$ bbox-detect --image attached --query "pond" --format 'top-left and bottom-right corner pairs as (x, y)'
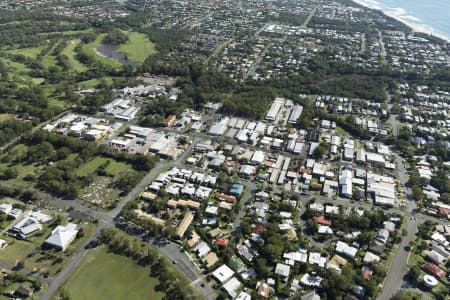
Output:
(96, 44), (139, 67)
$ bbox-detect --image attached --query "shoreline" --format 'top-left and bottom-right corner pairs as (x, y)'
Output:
(351, 0), (450, 43)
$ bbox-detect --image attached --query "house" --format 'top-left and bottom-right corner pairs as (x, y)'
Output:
(203, 252), (219, 269)
(44, 223), (78, 251)
(141, 192), (157, 201)
(222, 277), (241, 298)
(256, 281), (270, 298)
(300, 273), (322, 287)
(14, 285), (33, 298)
(186, 231), (200, 248)
(314, 215), (332, 226)
(363, 251), (380, 263)
(175, 212), (194, 238)
(163, 115), (176, 127)
(309, 252), (327, 268)
(275, 263), (290, 281)
(0, 203), (12, 215)
(11, 216), (42, 239)
(0, 239), (7, 250)
(301, 291), (321, 300)
(236, 291), (251, 300)
(212, 264), (235, 283)
(251, 150), (265, 164)
(335, 241), (358, 259)
(230, 183), (244, 196)
(383, 221), (396, 232)
(215, 238), (230, 247)
(216, 193), (236, 203)
(426, 250), (446, 265)
(376, 229), (389, 244)
(194, 241), (211, 258)
(431, 232), (449, 247)
(424, 262), (446, 278)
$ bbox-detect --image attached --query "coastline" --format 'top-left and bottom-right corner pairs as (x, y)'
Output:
(351, 0), (450, 43)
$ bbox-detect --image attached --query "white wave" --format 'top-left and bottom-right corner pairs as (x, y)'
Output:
(352, 0), (381, 10)
(352, 0), (450, 41)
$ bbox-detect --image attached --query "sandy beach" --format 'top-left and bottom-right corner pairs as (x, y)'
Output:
(351, 0), (450, 42)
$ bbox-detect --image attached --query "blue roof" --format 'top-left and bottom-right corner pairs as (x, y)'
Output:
(230, 183), (244, 195)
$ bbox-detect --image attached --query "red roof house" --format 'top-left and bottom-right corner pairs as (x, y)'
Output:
(424, 262), (446, 278)
(314, 215), (332, 226)
(216, 193), (237, 203)
(215, 238), (229, 247)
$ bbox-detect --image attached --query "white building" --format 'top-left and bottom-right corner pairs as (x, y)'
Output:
(212, 264), (235, 283)
(45, 223), (78, 251)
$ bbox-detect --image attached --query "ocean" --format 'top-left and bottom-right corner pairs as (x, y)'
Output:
(354, 0), (450, 41)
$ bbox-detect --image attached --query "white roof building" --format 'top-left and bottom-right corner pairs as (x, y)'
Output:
(212, 264), (235, 283)
(0, 203), (12, 215)
(300, 273), (323, 287)
(194, 241), (211, 257)
(222, 277), (241, 298)
(309, 252), (326, 268)
(45, 223), (78, 251)
(335, 241), (358, 259)
(275, 263), (291, 278)
(363, 251), (380, 263)
(11, 216), (42, 238)
(251, 150), (265, 164)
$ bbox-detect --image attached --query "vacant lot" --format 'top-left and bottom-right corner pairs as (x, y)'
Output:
(63, 246), (164, 300)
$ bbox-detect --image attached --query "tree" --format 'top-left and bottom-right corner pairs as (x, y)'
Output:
(391, 290), (421, 300)
(406, 266), (421, 286)
(2, 167), (18, 180)
(103, 29), (129, 45)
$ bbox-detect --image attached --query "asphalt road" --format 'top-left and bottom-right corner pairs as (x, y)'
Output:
(232, 180), (256, 231)
(149, 239), (217, 300)
(378, 152), (417, 300)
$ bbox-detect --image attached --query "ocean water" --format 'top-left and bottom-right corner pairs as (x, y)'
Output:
(356, 0), (450, 41)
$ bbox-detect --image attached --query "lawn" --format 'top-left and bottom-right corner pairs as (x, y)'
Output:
(62, 39), (88, 72)
(0, 237), (37, 265)
(117, 32), (157, 64)
(63, 246), (164, 300)
(24, 224), (96, 276)
(335, 126), (350, 137)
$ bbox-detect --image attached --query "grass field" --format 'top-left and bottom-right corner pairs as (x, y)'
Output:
(77, 76), (114, 89)
(62, 39), (87, 72)
(117, 32), (157, 64)
(0, 161), (38, 187)
(0, 114), (14, 122)
(0, 57), (30, 74)
(7, 45), (45, 59)
(63, 246), (164, 300)
(76, 157), (131, 177)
